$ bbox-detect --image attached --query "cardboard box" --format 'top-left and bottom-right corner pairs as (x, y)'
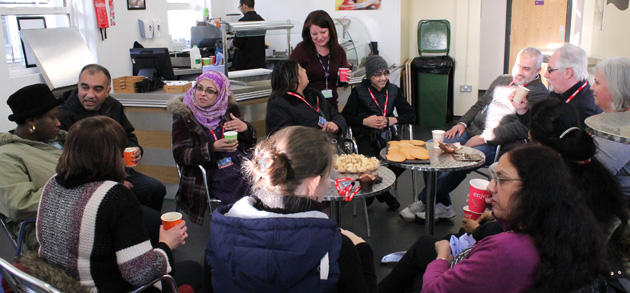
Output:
(113, 76), (146, 93)
(163, 81), (193, 93)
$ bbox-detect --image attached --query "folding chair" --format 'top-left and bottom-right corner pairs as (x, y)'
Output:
(0, 215), (36, 256)
(0, 257), (61, 293)
(176, 164), (221, 216)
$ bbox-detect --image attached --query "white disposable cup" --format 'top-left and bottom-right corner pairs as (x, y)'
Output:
(432, 130), (445, 149)
(513, 85), (530, 103)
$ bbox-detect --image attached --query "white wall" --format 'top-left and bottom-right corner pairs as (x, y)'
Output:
(478, 0), (506, 89)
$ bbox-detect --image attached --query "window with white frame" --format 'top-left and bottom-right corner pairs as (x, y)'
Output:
(167, 0), (202, 50)
(1, 0), (72, 69)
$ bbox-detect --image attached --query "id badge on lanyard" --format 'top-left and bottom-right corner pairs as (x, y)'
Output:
(322, 89), (333, 99)
(317, 53), (333, 99)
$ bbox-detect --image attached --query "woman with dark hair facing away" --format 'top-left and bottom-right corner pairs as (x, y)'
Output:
(591, 57), (630, 198)
(36, 116), (190, 292)
(529, 98), (628, 231)
(342, 55), (416, 210)
(206, 126), (376, 292)
(379, 145), (608, 292)
(290, 10), (352, 109)
(168, 70), (257, 225)
(266, 59), (347, 137)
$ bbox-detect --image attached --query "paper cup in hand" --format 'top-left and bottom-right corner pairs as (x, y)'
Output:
(432, 130), (445, 149)
(124, 147), (137, 167)
(224, 131), (238, 140)
(513, 85), (530, 103)
(161, 212), (182, 230)
(468, 179), (491, 213)
(463, 205), (482, 220)
(339, 68), (350, 82)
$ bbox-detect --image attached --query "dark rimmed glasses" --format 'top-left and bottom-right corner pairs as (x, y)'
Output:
(373, 70), (390, 77)
(195, 85), (218, 95)
(547, 66), (564, 73)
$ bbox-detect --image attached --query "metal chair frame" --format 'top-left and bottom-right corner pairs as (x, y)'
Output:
(0, 257), (62, 293)
(0, 216), (36, 256)
(130, 274), (178, 293)
(176, 164), (221, 216)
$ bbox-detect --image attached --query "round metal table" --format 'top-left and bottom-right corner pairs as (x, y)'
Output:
(379, 142), (485, 236)
(325, 165), (395, 237)
(585, 112), (630, 144)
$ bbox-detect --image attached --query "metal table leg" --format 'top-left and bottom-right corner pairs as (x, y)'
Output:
(330, 201), (342, 225)
(425, 171), (437, 236)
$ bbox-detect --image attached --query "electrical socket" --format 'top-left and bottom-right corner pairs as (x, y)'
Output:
(460, 85), (472, 92)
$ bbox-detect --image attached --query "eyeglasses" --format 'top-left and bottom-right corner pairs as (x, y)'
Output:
(489, 171), (521, 188)
(237, 5), (242, 9)
(547, 66), (564, 73)
(195, 85), (218, 95)
(373, 70), (390, 77)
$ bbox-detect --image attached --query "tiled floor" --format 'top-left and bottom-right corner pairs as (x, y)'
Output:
(0, 123), (489, 286)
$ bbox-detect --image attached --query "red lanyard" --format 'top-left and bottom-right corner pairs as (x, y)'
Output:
(334, 178), (361, 201)
(287, 91), (319, 113)
(208, 125), (225, 141)
(565, 81), (589, 104)
(368, 88), (388, 117)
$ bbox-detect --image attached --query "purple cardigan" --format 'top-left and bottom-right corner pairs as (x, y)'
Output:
(422, 231), (539, 292)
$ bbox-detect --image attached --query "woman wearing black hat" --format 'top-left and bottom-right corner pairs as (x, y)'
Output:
(0, 83), (64, 249)
(341, 55), (416, 210)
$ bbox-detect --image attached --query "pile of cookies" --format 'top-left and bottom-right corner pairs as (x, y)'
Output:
(334, 154), (380, 173)
(386, 140), (429, 162)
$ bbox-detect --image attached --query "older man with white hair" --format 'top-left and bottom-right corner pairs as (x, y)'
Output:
(543, 43), (602, 122)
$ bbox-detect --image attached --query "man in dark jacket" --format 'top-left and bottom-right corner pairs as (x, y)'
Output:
(230, 0), (265, 70)
(400, 47), (549, 222)
(58, 64), (166, 212)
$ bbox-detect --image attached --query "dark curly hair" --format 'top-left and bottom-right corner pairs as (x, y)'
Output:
(530, 98), (628, 230)
(506, 145), (608, 291)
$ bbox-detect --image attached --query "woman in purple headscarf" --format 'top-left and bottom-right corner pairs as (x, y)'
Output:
(167, 70), (257, 225)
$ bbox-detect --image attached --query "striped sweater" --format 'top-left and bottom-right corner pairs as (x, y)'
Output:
(36, 176), (173, 292)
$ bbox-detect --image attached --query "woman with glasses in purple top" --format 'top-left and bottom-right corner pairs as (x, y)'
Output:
(167, 70), (257, 225)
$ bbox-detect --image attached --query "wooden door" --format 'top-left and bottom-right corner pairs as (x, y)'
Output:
(507, 0), (569, 72)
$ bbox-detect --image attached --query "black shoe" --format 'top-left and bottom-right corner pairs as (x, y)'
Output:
(377, 193), (400, 210)
(365, 197), (375, 206)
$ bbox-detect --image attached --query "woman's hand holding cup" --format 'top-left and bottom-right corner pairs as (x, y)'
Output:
(159, 220), (188, 250)
(213, 138), (238, 152)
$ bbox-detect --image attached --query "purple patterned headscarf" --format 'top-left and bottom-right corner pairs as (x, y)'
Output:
(183, 70), (231, 129)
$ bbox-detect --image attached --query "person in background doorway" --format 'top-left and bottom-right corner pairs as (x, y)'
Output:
(291, 10), (352, 109)
(59, 64), (167, 213)
(230, 0), (266, 70)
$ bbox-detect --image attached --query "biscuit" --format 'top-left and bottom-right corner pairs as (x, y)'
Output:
(388, 141), (400, 146)
(399, 141), (414, 147)
(410, 140), (426, 146)
(411, 147), (430, 160)
(387, 153), (406, 162)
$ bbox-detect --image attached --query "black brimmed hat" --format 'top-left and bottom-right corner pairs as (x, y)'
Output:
(7, 84), (63, 122)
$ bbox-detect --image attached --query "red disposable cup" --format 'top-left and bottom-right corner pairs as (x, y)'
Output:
(161, 212), (182, 230)
(339, 68), (350, 82)
(463, 205), (482, 220)
(468, 179), (491, 213)
(124, 147), (137, 167)
(209, 56), (216, 65)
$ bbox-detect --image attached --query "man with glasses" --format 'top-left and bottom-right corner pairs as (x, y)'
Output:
(538, 43), (601, 123)
(231, 0), (265, 70)
(399, 47), (548, 222)
(58, 64), (166, 213)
